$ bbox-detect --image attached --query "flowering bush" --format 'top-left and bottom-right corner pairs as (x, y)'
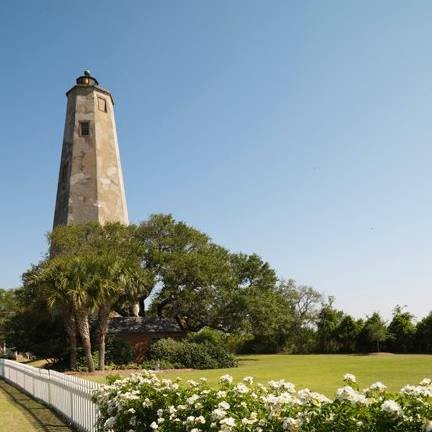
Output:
(93, 372), (432, 431)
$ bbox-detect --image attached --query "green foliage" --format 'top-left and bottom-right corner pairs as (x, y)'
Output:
(2, 292), (66, 360)
(358, 312), (389, 353)
(139, 214), (234, 331)
(0, 288), (19, 344)
(316, 301), (344, 353)
(105, 337), (135, 366)
(106, 374), (123, 384)
(146, 338), (237, 369)
(387, 306), (415, 353)
(416, 312), (432, 353)
(334, 315), (361, 353)
(186, 327), (226, 347)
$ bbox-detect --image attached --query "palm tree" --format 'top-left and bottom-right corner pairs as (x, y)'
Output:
(29, 256), (97, 372)
(91, 256), (153, 370)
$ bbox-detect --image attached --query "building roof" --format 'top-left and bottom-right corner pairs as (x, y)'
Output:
(108, 316), (184, 334)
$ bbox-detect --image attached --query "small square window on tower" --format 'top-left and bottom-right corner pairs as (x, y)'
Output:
(98, 97), (107, 112)
(80, 121), (90, 136)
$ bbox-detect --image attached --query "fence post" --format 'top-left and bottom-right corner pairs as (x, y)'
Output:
(70, 386), (74, 422)
(48, 370), (51, 406)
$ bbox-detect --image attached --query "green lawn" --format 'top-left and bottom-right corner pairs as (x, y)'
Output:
(81, 354), (432, 396)
(0, 379), (73, 432)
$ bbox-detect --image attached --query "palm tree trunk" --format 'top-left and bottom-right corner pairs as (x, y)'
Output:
(75, 307), (95, 372)
(64, 313), (77, 370)
(97, 304), (111, 371)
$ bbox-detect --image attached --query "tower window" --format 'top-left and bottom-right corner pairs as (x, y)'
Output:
(80, 121), (90, 136)
(98, 97), (107, 112)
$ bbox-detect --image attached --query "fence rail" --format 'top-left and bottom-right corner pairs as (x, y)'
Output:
(0, 359), (100, 432)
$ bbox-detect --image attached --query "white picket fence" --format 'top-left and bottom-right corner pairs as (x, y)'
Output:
(0, 359), (100, 431)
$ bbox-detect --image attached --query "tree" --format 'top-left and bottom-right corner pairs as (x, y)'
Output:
(359, 312), (388, 353)
(316, 299), (343, 353)
(91, 256), (153, 370)
(387, 305), (415, 353)
(334, 315), (360, 353)
(415, 312), (432, 353)
(28, 256), (97, 371)
(0, 288), (18, 347)
(276, 280), (323, 353)
(48, 223), (153, 370)
(138, 214), (234, 331)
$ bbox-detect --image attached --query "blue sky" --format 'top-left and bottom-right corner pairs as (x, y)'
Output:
(1, 1), (431, 320)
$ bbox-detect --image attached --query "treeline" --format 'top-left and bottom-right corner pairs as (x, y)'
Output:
(1, 214), (431, 371)
(313, 304), (432, 354)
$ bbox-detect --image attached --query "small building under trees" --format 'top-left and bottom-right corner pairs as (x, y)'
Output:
(108, 317), (186, 362)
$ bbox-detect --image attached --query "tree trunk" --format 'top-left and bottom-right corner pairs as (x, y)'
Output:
(97, 304), (111, 371)
(75, 307), (95, 372)
(64, 313), (78, 370)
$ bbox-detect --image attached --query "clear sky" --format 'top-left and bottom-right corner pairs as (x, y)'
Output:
(1, 1), (431, 321)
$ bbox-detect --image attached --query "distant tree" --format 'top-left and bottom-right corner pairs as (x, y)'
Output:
(416, 312), (432, 353)
(0, 288), (18, 345)
(334, 314), (361, 353)
(316, 299), (344, 353)
(276, 280), (323, 353)
(387, 305), (415, 353)
(358, 312), (388, 353)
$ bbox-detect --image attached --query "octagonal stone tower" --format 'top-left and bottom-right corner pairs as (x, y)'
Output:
(53, 71), (128, 227)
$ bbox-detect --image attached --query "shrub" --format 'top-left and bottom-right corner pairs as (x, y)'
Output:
(94, 373), (432, 432)
(145, 338), (237, 369)
(187, 327), (226, 347)
(105, 337), (135, 366)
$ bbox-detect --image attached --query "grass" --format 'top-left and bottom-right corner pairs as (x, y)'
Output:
(80, 354), (432, 396)
(0, 379), (73, 432)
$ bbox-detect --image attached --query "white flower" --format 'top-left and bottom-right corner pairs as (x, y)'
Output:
(336, 386), (368, 405)
(142, 398), (152, 408)
(420, 378), (431, 386)
(424, 420), (432, 431)
(187, 394), (200, 404)
(219, 375), (233, 384)
(220, 417), (236, 426)
(211, 408), (226, 419)
(235, 383), (250, 394)
(369, 382), (387, 392)
(283, 417), (299, 431)
(218, 401), (230, 410)
(196, 415), (206, 424)
(150, 422), (158, 430)
(243, 376), (254, 384)
(381, 400), (403, 417)
(343, 373), (357, 383)
(104, 417), (116, 429)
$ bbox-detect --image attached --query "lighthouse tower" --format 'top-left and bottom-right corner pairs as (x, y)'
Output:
(53, 71), (128, 227)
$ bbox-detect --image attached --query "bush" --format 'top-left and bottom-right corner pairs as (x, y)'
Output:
(94, 373), (432, 432)
(105, 337), (135, 366)
(145, 338), (237, 369)
(187, 327), (226, 347)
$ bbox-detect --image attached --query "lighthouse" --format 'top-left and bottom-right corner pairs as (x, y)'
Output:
(53, 71), (128, 227)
